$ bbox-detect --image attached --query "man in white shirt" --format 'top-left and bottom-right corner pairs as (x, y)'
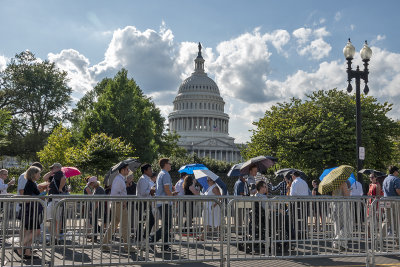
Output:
(102, 162), (132, 252)
(0, 169), (15, 194)
(350, 180), (364, 196)
(136, 163), (156, 242)
(289, 171), (310, 242)
(289, 171), (310, 196)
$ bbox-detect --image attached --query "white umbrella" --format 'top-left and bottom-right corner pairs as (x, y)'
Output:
(193, 169), (224, 193)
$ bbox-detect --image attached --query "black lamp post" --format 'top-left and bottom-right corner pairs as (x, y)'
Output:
(343, 39), (372, 184)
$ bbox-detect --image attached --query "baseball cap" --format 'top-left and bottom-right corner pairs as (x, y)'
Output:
(87, 176), (98, 185)
(50, 163), (62, 169)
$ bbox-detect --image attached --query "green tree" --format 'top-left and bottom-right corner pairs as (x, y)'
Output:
(37, 124), (75, 168)
(0, 109), (11, 148)
(243, 89), (400, 179)
(73, 69), (164, 162)
(0, 51), (72, 158)
(74, 133), (135, 176)
(158, 130), (187, 158)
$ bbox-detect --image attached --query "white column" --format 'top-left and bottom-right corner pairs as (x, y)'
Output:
(196, 117), (199, 131)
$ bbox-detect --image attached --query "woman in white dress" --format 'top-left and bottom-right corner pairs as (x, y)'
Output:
(197, 177), (221, 241)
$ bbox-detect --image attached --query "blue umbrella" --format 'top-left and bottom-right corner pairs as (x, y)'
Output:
(178, 163), (208, 174)
(227, 163), (244, 177)
(319, 167), (356, 185)
(193, 169), (228, 195)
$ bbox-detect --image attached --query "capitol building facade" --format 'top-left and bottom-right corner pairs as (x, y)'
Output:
(168, 43), (242, 162)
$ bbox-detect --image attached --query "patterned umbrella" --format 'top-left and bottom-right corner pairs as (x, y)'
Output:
(318, 165), (354, 195)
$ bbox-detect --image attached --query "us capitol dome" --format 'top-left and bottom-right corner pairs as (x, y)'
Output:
(168, 43), (242, 162)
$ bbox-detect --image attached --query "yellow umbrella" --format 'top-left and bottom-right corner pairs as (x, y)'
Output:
(318, 165), (354, 195)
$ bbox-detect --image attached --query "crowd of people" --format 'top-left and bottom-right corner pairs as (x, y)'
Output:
(0, 160), (400, 257)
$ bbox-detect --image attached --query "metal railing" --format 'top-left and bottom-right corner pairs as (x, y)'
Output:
(369, 198), (400, 266)
(1, 195), (399, 266)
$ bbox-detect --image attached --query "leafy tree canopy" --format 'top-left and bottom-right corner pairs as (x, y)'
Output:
(37, 124), (75, 168)
(0, 109), (11, 148)
(0, 51), (72, 158)
(73, 133), (135, 176)
(71, 69), (174, 162)
(243, 89), (400, 179)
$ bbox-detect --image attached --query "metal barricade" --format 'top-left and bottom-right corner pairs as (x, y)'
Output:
(226, 197), (370, 266)
(3, 195), (396, 266)
(369, 198), (400, 266)
(48, 196), (224, 267)
(0, 197), (47, 266)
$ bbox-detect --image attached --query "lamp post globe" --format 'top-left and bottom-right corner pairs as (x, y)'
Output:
(343, 38), (356, 59)
(360, 41), (372, 61)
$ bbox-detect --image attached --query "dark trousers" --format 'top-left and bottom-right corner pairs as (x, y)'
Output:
(150, 204), (172, 248)
(137, 203), (155, 241)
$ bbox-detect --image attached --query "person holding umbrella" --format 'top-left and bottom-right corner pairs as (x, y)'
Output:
(319, 165), (353, 250)
(101, 162), (133, 252)
(197, 176), (222, 241)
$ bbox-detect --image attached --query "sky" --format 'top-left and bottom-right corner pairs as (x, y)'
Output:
(1, 0), (400, 143)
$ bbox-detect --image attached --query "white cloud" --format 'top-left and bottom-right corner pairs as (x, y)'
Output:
(293, 27), (313, 45)
(334, 12), (342, 22)
(293, 27), (332, 60)
(48, 49), (96, 100)
(298, 38), (332, 60)
(377, 34), (386, 41)
(0, 55), (7, 71)
(350, 24), (355, 31)
(319, 18), (326, 24)
(92, 25), (181, 96)
(263, 29), (290, 56)
(210, 29), (275, 103)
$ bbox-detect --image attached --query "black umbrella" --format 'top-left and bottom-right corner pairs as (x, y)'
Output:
(275, 168), (307, 179)
(227, 163), (244, 177)
(104, 158), (141, 186)
(240, 156), (277, 175)
(359, 169), (386, 177)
